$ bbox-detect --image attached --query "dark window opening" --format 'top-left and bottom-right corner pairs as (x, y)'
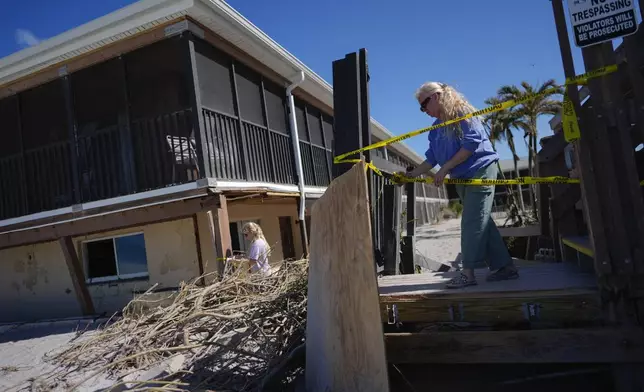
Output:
(294, 101), (308, 142)
(0, 96), (21, 158)
(124, 38), (189, 120)
(194, 38), (235, 116)
(84, 233), (149, 283)
(278, 216), (296, 259)
(20, 79), (69, 150)
(264, 81), (288, 134)
(234, 62), (265, 126)
(306, 106), (324, 146)
(71, 58), (126, 135)
(322, 114), (333, 149)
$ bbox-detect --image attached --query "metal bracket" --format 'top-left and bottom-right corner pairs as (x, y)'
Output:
(522, 302), (542, 321)
(386, 304), (399, 325)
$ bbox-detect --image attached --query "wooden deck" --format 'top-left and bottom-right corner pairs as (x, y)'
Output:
(379, 261), (597, 297)
(377, 262), (644, 365)
(378, 261), (601, 326)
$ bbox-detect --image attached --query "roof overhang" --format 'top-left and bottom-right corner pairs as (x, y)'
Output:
(0, 0), (423, 164)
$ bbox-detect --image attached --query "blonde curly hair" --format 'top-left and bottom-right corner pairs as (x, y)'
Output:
(415, 82), (478, 138)
(242, 222), (266, 242)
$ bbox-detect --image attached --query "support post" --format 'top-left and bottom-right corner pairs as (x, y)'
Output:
(401, 182), (416, 274)
(206, 194), (232, 278)
(331, 49), (380, 267)
(181, 32), (210, 179)
(192, 214), (206, 286)
(382, 184), (401, 275)
(62, 74), (81, 205)
(331, 52), (363, 178)
(59, 236), (95, 316)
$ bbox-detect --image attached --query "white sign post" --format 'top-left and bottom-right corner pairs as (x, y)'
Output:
(568, 0), (640, 47)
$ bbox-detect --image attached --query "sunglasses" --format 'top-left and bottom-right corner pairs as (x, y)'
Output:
(419, 96), (432, 112)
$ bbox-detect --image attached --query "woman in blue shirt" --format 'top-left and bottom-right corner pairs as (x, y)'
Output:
(405, 81), (518, 288)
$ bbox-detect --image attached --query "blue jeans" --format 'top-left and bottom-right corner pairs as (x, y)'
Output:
(455, 162), (512, 271)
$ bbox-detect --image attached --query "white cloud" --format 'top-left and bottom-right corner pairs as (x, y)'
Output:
(15, 29), (41, 48)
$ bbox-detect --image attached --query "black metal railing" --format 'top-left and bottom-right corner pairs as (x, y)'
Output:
(130, 110), (196, 193)
(0, 105), (334, 221)
(23, 141), (76, 215)
(299, 141), (332, 188)
(0, 109), (197, 221)
(202, 107), (298, 185)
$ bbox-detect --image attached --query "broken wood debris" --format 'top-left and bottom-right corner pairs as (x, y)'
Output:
(40, 259), (309, 391)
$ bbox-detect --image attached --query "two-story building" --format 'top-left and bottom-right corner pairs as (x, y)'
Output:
(0, 0), (447, 322)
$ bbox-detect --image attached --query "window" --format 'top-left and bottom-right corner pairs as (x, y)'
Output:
(83, 232), (149, 283)
(294, 102), (308, 142)
(264, 81), (288, 134)
(234, 63), (265, 126)
(194, 39), (235, 116)
(0, 95), (21, 158)
(306, 106), (324, 146)
(124, 38), (189, 119)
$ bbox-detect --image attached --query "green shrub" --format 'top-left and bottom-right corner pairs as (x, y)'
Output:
(448, 200), (464, 217)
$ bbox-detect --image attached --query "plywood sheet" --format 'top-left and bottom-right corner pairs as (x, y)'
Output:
(306, 160), (389, 392)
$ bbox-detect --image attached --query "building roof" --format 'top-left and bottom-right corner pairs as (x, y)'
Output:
(0, 0), (424, 164)
(497, 157), (530, 173)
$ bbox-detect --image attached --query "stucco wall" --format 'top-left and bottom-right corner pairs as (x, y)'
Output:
(227, 199), (304, 262)
(0, 218), (200, 323)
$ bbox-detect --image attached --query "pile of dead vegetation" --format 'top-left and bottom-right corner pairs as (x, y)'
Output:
(45, 259), (309, 392)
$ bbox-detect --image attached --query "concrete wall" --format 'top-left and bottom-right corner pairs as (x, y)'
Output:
(0, 218), (200, 323)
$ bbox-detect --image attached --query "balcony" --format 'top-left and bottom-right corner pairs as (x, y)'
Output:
(0, 32), (418, 226)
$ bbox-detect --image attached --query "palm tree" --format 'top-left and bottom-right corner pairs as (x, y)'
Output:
(495, 80), (563, 216)
(483, 97), (526, 213)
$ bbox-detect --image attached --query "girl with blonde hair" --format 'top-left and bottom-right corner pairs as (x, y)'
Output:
(404, 81), (518, 288)
(241, 222), (271, 275)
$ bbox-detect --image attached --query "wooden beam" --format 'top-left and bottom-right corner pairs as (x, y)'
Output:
(0, 195), (219, 250)
(0, 187), (210, 234)
(59, 236), (95, 316)
(551, 0), (612, 276)
(380, 291), (601, 326)
(581, 43), (644, 276)
(206, 194), (232, 277)
(0, 19), (183, 99)
(306, 160), (389, 392)
(192, 214), (206, 286)
(385, 328), (644, 364)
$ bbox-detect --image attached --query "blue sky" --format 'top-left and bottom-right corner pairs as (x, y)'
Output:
(0, 0), (604, 162)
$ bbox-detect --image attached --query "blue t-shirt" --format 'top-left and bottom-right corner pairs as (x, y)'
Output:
(424, 116), (498, 179)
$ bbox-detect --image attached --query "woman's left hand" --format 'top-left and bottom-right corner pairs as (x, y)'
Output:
(434, 167), (449, 186)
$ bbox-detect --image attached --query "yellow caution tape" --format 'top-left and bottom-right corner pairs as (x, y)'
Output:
(334, 64), (618, 186)
(562, 94), (581, 142)
(388, 173), (644, 186)
(334, 65), (616, 165)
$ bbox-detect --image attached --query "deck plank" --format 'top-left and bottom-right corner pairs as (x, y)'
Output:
(378, 262), (597, 298)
